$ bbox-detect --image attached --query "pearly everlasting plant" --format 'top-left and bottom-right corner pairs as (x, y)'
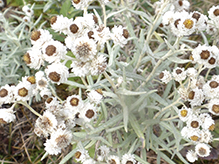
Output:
(3, 0), (219, 164)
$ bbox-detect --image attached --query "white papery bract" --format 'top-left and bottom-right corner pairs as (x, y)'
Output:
(90, 54), (107, 75)
(107, 155), (121, 164)
(79, 102), (97, 123)
(22, 5), (34, 17)
(208, 98), (219, 115)
(178, 107), (192, 122)
(0, 84), (15, 105)
(186, 150), (198, 163)
(75, 148), (90, 163)
(45, 62), (69, 84)
(30, 29), (52, 48)
(170, 11), (196, 37)
(162, 10), (175, 27)
(186, 67), (197, 78)
(203, 78), (219, 99)
(191, 11), (208, 32)
(87, 90), (103, 104)
(97, 145), (110, 161)
(187, 87), (204, 107)
(93, 25), (111, 49)
(159, 70), (172, 84)
(14, 81), (33, 101)
(83, 158), (96, 164)
(35, 71), (48, 90)
(200, 129), (213, 143)
(83, 13), (98, 29)
(0, 107), (16, 124)
(206, 20), (217, 35)
(172, 0), (190, 12)
(24, 48), (44, 69)
(208, 5), (219, 23)
(195, 143), (211, 157)
(42, 40), (67, 63)
(121, 153), (136, 164)
(71, 60), (91, 77)
(72, 36), (97, 62)
(111, 25), (129, 47)
(50, 15), (72, 35)
(44, 138), (61, 155)
(172, 67), (187, 82)
(71, 0), (91, 10)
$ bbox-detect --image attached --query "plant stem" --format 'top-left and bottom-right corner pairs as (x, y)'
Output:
(17, 101), (42, 118)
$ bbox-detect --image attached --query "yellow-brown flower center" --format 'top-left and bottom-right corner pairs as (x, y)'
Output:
(208, 57), (216, 65)
(188, 91), (195, 100)
(70, 97), (79, 106)
(48, 72), (61, 82)
(192, 13), (200, 21)
(70, 24), (79, 34)
(123, 29), (129, 39)
(213, 9), (219, 16)
(190, 135), (199, 141)
(180, 109), (188, 117)
(31, 31), (41, 41)
(85, 109), (95, 118)
(209, 124), (215, 131)
(212, 104), (219, 114)
(109, 159), (116, 164)
(198, 148), (207, 156)
(23, 53), (31, 64)
(46, 45), (56, 56)
(0, 88), (8, 97)
(46, 97), (53, 104)
(183, 19), (194, 29)
(209, 81), (218, 88)
(18, 87), (28, 97)
(200, 50), (210, 59)
(50, 16), (57, 25)
(191, 120), (199, 128)
(176, 69), (182, 74)
(27, 76), (36, 84)
(75, 151), (81, 159)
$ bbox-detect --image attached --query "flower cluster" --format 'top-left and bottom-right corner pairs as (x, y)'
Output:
(159, 66), (219, 162)
(159, 0), (210, 37)
(49, 12), (128, 77)
(22, 4), (34, 23)
(74, 145), (140, 164)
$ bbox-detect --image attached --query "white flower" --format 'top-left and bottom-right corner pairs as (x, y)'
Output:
(23, 48), (44, 69)
(173, 0), (190, 12)
(83, 158), (96, 164)
(203, 78), (219, 99)
(178, 87), (188, 100)
(83, 13), (98, 29)
(201, 115), (215, 130)
(45, 62), (69, 85)
(206, 20), (217, 35)
(30, 29), (52, 48)
(50, 15), (72, 35)
(186, 115), (202, 130)
(208, 98), (219, 115)
(111, 25), (129, 47)
(172, 67), (187, 82)
(0, 107), (16, 124)
(0, 84), (15, 105)
(71, 60), (91, 77)
(191, 11), (208, 32)
(90, 54), (107, 75)
(42, 40), (67, 63)
(178, 107), (192, 122)
(107, 155), (121, 164)
(79, 102), (97, 123)
(14, 81), (33, 101)
(0, 0), (5, 7)
(187, 87), (204, 107)
(65, 95), (84, 112)
(71, 0), (91, 10)
(121, 153), (136, 164)
(188, 129), (201, 142)
(181, 126), (191, 139)
(34, 110), (57, 137)
(170, 11), (196, 37)
(74, 148), (90, 162)
(35, 71), (48, 90)
(97, 145), (110, 161)
(162, 10), (175, 27)
(66, 17), (84, 38)
(93, 25), (111, 48)
(208, 5), (219, 22)
(159, 70), (172, 84)
(98, 0), (110, 5)
(87, 90), (103, 104)
(72, 37), (97, 62)
(22, 5), (34, 17)
(23, 16), (31, 23)
(195, 143), (211, 157)
(186, 150), (197, 163)
(200, 129), (213, 143)
(186, 67), (197, 78)
(44, 138), (61, 155)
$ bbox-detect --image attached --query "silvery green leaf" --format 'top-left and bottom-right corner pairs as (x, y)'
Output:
(117, 88), (147, 95)
(168, 56), (191, 64)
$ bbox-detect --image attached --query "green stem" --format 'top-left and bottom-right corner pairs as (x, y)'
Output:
(17, 101), (42, 118)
